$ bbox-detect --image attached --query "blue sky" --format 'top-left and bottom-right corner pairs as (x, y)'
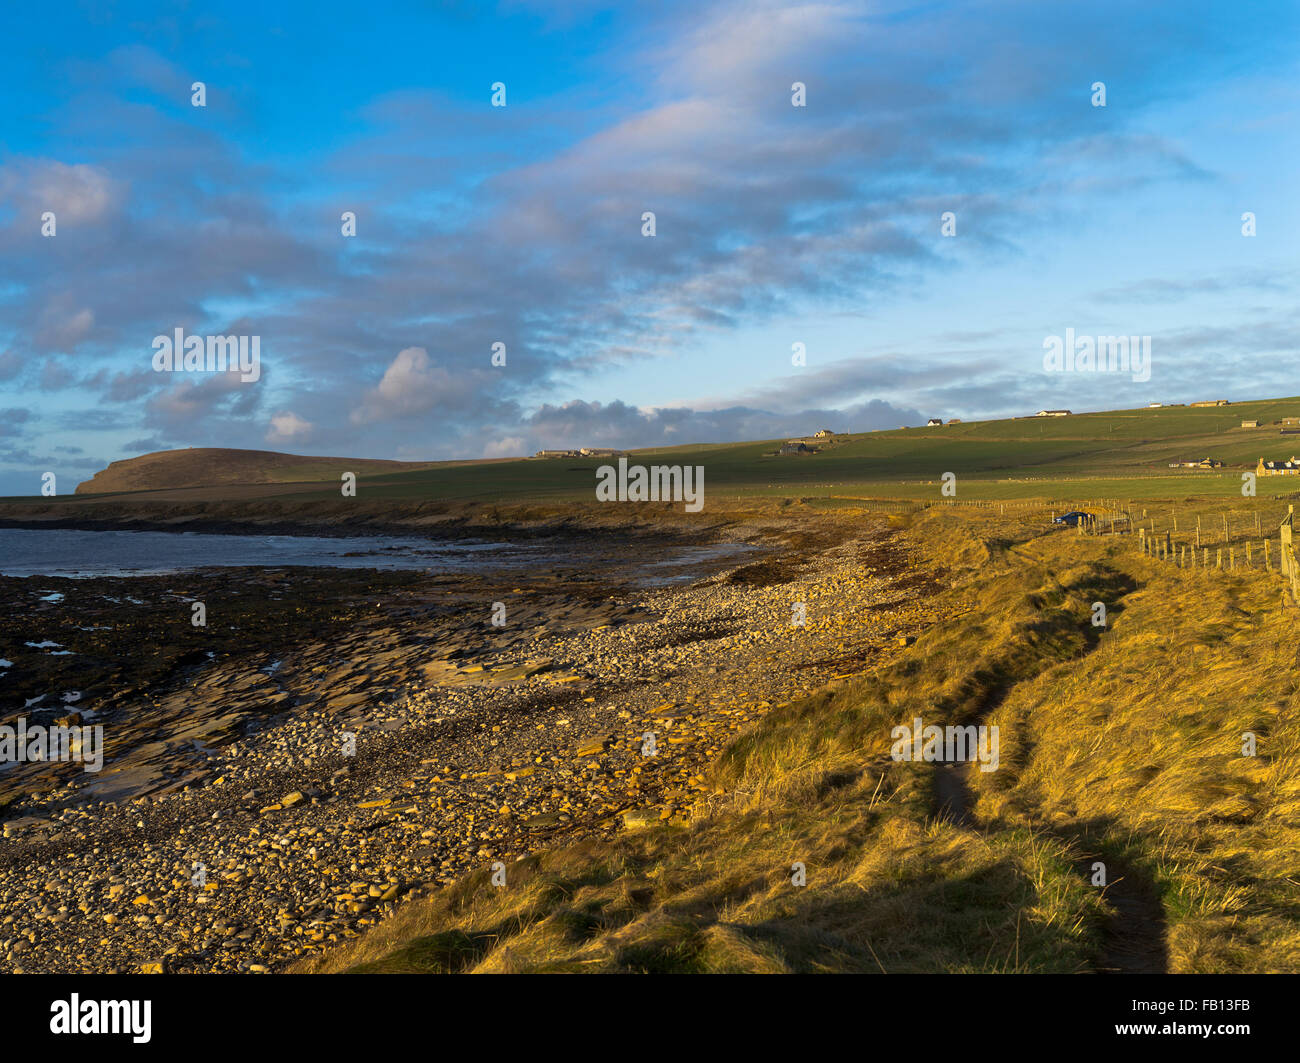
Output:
(1, 0), (1296, 494)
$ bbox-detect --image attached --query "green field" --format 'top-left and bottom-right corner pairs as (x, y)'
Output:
(11, 396), (1300, 507)
(308, 396), (1300, 504)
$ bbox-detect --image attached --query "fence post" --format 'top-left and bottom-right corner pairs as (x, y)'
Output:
(1280, 510), (1297, 606)
(1282, 508), (1294, 581)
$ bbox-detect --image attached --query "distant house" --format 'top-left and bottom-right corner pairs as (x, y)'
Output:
(813, 429), (836, 438)
(1036, 409), (1072, 417)
(534, 449), (578, 458)
(1147, 402), (1164, 408)
(1169, 458), (1223, 469)
(1190, 399), (1230, 408)
(780, 441), (809, 455)
(1282, 417), (1300, 428)
(1258, 457), (1300, 476)
(927, 418), (944, 427)
(947, 418), (962, 424)
(579, 448), (624, 457)
(1241, 420), (1262, 429)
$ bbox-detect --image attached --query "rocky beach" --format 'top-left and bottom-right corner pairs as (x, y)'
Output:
(0, 512), (934, 972)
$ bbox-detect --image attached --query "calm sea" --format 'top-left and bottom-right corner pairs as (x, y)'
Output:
(0, 527), (760, 584)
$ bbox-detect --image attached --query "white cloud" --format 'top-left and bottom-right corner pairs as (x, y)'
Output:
(483, 436), (527, 458)
(266, 410), (314, 443)
(350, 346), (466, 425)
(0, 160), (117, 225)
(145, 371), (257, 429)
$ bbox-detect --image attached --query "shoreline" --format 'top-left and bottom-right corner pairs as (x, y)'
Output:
(0, 509), (934, 972)
(0, 529), (765, 582)
(0, 497), (758, 544)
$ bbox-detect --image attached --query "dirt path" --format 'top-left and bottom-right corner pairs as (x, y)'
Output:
(928, 535), (1168, 973)
(1068, 841), (1170, 974)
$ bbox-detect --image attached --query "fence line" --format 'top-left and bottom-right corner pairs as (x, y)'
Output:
(1136, 504), (1300, 604)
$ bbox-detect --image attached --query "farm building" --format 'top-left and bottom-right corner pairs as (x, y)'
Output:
(1282, 417), (1300, 428)
(1242, 420), (1262, 428)
(927, 418), (943, 427)
(947, 418), (962, 424)
(814, 429), (836, 438)
(1169, 457), (1224, 469)
(1258, 457), (1300, 476)
(1035, 409), (1072, 417)
(1190, 399), (1231, 407)
(780, 441), (810, 455)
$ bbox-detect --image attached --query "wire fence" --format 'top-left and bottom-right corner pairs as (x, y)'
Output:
(1136, 504), (1300, 603)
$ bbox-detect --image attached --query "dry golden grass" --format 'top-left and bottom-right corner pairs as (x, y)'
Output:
(295, 779), (1105, 974)
(971, 529), (1300, 972)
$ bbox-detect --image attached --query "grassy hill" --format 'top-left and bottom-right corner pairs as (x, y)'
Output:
(54, 395), (1300, 506)
(72, 448), (510, 496)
